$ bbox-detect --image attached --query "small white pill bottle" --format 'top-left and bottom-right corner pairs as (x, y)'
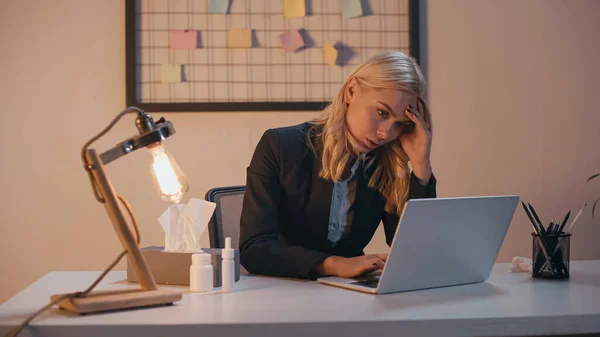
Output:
(190, 253), (213, 292)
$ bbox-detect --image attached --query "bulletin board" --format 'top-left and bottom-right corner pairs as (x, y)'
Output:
(125, 0), (421, 112)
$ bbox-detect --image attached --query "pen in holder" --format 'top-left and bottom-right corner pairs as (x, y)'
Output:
(521, 201), (575, 280)
(531, 232), (570, 279)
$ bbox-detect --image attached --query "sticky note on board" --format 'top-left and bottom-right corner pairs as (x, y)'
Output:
(341, 0), (363, 18)
(209, 0), (229, 14)
(227, 29), (252, 48)
(161, 64), (182, 83)
(283, 0), (305, 18)
(170, 30), (198, 49)
(279, 29), (304, 53)
(323, 42), (337, 66)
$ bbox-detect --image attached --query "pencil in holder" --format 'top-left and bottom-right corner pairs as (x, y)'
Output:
(531, 232), (571, 279)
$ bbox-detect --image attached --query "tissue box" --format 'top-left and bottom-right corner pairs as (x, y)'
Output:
(126, 246), (240, 287)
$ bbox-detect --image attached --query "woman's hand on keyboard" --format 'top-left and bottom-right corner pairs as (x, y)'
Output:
(321, 254), (387, 278)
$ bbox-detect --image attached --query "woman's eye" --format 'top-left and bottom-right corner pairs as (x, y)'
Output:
(377, 110), (388, 117)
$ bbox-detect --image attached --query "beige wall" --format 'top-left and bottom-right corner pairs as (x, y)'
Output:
(1, 0), (599, 303)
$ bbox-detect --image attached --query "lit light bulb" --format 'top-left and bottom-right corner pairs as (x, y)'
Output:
(149, 143), (188, 203)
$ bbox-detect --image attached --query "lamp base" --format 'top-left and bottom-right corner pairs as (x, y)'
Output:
(51, 288), (182, 314)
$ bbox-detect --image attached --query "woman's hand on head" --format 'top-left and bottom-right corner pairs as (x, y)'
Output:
(320, 254), (387, 278)
(400, 102), (432, 167)
(400, 101), (433, 184)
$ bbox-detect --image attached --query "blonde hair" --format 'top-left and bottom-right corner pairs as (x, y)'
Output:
(309, 51), (432, 214)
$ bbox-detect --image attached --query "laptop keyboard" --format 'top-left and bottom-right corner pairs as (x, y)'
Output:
(350, 279), (380, 288)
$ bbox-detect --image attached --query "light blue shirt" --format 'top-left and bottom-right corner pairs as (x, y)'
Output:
(327, 154), (375, 246)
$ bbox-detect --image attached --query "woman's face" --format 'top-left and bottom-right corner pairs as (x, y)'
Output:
(344, 78), (417, 153)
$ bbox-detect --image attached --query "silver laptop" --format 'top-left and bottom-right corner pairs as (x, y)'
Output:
(317, 195), (519, 294)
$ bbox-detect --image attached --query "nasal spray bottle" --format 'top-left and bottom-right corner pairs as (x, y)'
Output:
(222, 237), (235, 292)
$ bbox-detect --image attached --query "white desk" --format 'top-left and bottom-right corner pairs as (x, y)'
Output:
(1, 261), (600, 337)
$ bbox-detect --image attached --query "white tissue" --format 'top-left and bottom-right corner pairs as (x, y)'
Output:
(509, 256), (532, 273)
(157, 198), (216, 253)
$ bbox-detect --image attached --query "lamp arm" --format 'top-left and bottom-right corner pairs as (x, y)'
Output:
(80, 106), (159, 291)
(85, 148), (158, 291)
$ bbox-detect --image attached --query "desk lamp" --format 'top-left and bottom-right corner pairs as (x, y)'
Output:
(51, 106), (187, 314)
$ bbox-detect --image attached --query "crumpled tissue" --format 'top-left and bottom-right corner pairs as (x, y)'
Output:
(157, 198), (216, 253)
(508, 256), (532, 273)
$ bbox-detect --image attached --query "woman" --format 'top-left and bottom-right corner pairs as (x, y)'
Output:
(239, 51), (436, 280)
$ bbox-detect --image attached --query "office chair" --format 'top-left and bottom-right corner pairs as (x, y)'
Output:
(205, 185), (245, 249)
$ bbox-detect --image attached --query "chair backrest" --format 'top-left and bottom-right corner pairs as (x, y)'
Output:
(205, 185), (245, 249)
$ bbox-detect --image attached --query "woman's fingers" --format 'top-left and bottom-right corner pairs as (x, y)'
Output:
(375, 253), (388, 262)
(367, 256), (385, 270)
(404, 105), (428, 133)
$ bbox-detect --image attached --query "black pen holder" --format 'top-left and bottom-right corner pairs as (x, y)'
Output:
(531, 233), (571, 279)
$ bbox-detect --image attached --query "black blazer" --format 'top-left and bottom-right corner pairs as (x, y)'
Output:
(239, 122), (437, 279)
